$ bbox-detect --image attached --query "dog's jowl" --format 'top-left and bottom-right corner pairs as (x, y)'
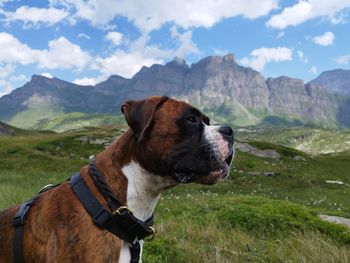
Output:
(0, 96), (234, 263)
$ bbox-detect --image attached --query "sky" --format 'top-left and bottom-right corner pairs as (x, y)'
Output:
(0, 0), (350, 97)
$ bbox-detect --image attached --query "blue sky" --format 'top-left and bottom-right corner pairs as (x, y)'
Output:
(0, 0), (350, 97)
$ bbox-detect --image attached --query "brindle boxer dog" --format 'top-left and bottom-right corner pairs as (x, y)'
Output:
(0, 96), (234, 263)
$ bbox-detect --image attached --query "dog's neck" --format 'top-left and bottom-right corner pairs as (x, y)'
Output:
(121, 160), (174, 221)
(95, 130), (176, 221)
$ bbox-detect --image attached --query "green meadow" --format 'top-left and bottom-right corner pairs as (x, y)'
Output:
(0, 125), (349, 262)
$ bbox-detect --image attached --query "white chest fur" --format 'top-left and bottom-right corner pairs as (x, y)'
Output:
(118, 161), (175, 263)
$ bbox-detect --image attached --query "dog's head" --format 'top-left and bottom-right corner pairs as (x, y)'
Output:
(121, 96), (234, 185)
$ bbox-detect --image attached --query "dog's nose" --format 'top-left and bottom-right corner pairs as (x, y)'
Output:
(219, 126), (234, 141)
(218, 126), (234, 141)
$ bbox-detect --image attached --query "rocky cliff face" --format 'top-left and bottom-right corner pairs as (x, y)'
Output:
(184, 54), (269, 110)
(337, 96), (350, 127)
(267, 77), (340, 125)
(0, 54), (349, 128)
(309, 69), (350, 95)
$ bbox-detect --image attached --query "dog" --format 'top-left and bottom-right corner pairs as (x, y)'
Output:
(0, 96), (234, 263)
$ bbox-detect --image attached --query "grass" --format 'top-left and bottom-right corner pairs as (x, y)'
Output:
(143, 193), (350, 262)
(1, 126), (350, 262)
(237, 126), (350, 155)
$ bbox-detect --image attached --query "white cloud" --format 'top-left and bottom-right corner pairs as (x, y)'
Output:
(297, 50), (308, 63)
(94, 50), (163, 78)
(78, 33), (90, 39)
(0, 63), (14, 79)
(0, 28), (198, 88)
(0, 33), (91, 71)
(51, 0), (278, 32)
(0, 0), (9, 7)
(37, 37), (91, 70)
(309, 66), (317, 75)
(41, 72), (53, 78)
(93, 26), (199, 78)
(0, 32), (40, 65)
(276, 31), (285, 39)
(312, 32), (335, 46)
(239, 46), (292, 72)
(106, 31), (123, 46)
(335, 54), (350, 64)
(2, 6), (69, 27)
(170, 26), (199, 58)
(73, 76), (105, 86)
(266, 0), (350, 29)
(0, 63), (27, 97)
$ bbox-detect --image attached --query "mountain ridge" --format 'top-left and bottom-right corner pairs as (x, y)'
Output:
(0, 54), (349, 129)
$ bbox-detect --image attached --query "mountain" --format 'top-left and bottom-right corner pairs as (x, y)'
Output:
(309, 69), (350, 95)
(0, 121), (13, 136)
(0, 54), (349, 129)
(267, 77), (341, 126)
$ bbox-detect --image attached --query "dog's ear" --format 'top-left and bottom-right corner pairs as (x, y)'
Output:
(121, 96), (168, 142)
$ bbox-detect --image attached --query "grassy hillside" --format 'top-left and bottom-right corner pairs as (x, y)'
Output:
(237, 126), (350, 155)
(7, 103), (65, 129)
(7, 109), (125, 133)
(33, 112), (124, 132)
(0, 126), (349, 262)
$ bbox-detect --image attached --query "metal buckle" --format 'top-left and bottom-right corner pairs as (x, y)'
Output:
(38, 184), (54, 194)
(112, 206), (132, 216)
(144, 226), (156, 242)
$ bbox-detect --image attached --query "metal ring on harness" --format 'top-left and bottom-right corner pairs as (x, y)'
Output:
(113, 206), (132, 215)
(143, 226), (156, 242)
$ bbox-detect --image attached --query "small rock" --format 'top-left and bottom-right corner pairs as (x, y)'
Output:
(263, 172), (276, 177)
(76, 136), (90, 144)
(247, 171), (275, 177)
(235, 142), (280, 159)
(293, 155), (306, 161)
(91, 138), (110, 145)
(319, 215), (350, 230)
(325, 180), (344, 185)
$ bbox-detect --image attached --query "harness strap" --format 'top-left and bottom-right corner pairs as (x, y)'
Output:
(89, 162), (123, 212)
(13, 197), (38, 263)
(129, 242), (141, 263)
(70, 173), (154, 262)
(12, 172), (154, 263)
(88, 162), (154, 233)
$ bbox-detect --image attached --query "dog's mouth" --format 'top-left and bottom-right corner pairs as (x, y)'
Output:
(225, 149), (234, 166)
(172, 155), (233, 185)
(171, 144), (235, 185)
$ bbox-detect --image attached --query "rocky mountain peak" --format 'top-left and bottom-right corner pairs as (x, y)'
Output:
(30, 74), (52, 83)
(223, 53), (235, 63)
(267, 76), (305, 90)
(309, 69), (350, 94)
(193, 53), (236, 68)
(166, 57), (189, 69)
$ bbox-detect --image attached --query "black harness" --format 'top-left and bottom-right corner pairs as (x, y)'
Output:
(12, 163), (155, 263)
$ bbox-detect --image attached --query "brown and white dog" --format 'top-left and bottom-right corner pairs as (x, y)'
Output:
(0, 96), (234, 263)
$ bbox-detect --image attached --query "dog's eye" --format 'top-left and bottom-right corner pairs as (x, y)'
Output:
(186, 116), (198, 124)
